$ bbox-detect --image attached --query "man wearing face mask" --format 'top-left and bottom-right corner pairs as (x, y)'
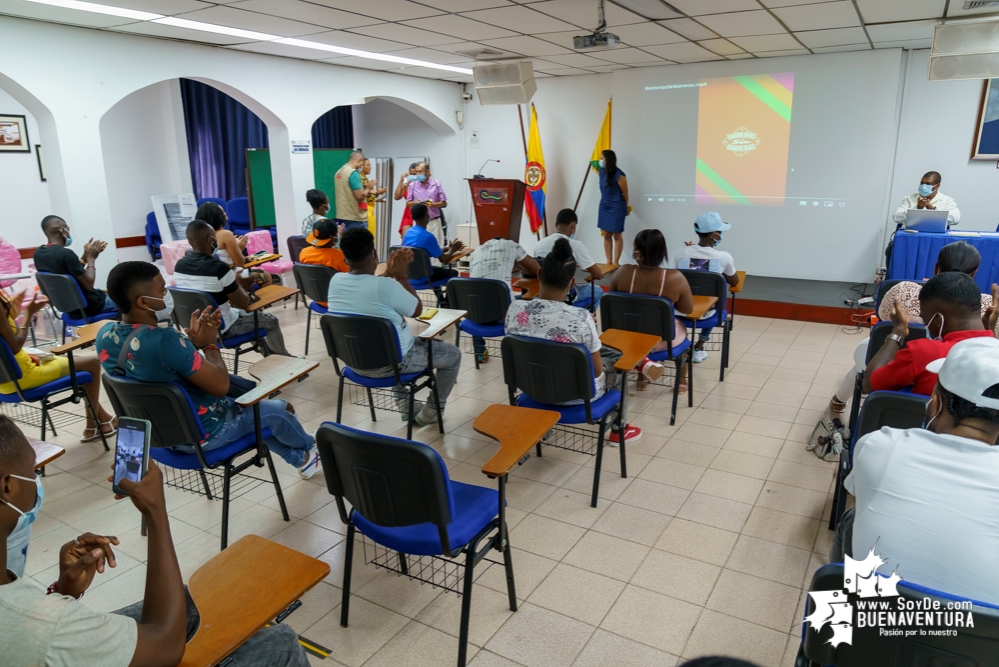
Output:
(533, 209), (604, 311)
(174, 221), (290, 356)
(405, 161), (448, 244)
(34, 215), (118, 318)
(832, 337), (999, 604)
(864, 272), (997, 396)
(892, 171), (961, 228)
(676, 212), (739, 363)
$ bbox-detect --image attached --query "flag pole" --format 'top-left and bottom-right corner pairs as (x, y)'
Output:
(518, 105), (542, 239)
(573, 164), (591, 212)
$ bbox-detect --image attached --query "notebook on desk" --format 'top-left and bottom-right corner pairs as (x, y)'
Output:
(903, 208), (948, 233)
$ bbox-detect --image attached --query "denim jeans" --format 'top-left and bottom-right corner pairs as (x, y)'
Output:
(336, 220), (367, 231)
(114, 588), (308, 667)
(571, 283), (604, 311)
(180, 398), (314, 468)
(359, 339), (461, 413)
(697, 327), (713, 343)
(224, 312), (289, 356)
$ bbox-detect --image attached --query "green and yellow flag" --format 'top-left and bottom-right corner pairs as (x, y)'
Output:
(589, 99), (612, 171)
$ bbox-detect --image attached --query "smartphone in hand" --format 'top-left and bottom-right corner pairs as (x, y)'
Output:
(112, 417), (151, 496)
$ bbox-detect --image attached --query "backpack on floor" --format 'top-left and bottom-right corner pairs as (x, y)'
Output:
(807, 416), (849, 462)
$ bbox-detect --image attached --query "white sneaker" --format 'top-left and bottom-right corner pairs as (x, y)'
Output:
(692, 349), (708, 363)
(298, 446), (323, 479)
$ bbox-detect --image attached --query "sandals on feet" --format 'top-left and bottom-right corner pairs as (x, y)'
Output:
(81, 417), (117, 443)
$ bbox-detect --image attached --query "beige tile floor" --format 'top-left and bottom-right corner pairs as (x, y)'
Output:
(20, 301), (865, 666)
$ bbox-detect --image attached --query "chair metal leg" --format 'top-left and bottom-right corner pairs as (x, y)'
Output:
(670, 360), (682, 426)
(336, 377), (345, 423)
(340, 524), (356, 627)
(45, 408), (58, 438)
(40, 400), (48, 441)
(304, 309), (313, 356)
(406, 387), (415, 439)
(232, 348), (240, 375)
(431, 375), (445, 434)
(617, 419), (627, 479)
(366, 388), (377, 422)
(397, 552), (409, 575)
(457, 545), (477, 667)
(687, 350), (694, 407)
(590, 422), (606, 508)
(497, 476), (517, 612)
(719, 321), (729, 382)
(220, 462), (233, 550)
(198, 469), (213, 500)
(263, 447), (290, 521)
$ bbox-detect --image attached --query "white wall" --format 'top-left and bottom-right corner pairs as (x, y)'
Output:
(0, 88), (51, 248)
(891, 49), (999, 235)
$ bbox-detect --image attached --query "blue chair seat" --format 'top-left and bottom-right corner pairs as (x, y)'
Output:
(150, 428), (273, 469)
(353, 480), (499, 556)
(62, 309), (118, 328)
(459, 320), (504, 338)
(647, 337), (691, 362)
(343, 366), (425, 388)
(0, 372), (94, 403)
(308, 302), (328, 315)
(680, 309), (727, 329)
(410, 278), (450, 291)
(516, 388), (622, 425)
(220, 328), (267, 349)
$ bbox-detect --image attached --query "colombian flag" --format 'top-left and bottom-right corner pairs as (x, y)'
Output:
(590, 99), (611, 171)
(524, 104), (546, 234)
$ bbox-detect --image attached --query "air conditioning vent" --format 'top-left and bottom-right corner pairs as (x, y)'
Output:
(473, 61), (537, 105)
(928, 52), (999, 80)
(963, 1), (999, 9)
(454, 48), (506, 59)
(932, 20), (999, 55)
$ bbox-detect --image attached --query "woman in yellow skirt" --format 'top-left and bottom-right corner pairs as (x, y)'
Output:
(0, 290), (117, 441)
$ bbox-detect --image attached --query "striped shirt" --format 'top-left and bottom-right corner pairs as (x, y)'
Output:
(173, 251), (240, 331)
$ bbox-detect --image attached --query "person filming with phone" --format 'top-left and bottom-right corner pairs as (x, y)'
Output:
(0, 414), (309, 666)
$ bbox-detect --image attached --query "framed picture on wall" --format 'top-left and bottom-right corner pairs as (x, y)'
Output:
(971, 78), (999, 160)
(0, 114), (30, 153)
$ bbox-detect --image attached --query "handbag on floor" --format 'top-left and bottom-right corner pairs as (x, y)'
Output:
(807, 416), (849, 462)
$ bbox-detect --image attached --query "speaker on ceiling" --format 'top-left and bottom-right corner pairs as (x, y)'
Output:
(929, 19), (999, 81)
(473, 61), (537, 105)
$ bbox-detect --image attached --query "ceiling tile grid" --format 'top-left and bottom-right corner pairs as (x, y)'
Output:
(0, 0), (984, 83)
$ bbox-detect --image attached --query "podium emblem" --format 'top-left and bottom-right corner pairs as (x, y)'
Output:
(525, 161), (546, 191)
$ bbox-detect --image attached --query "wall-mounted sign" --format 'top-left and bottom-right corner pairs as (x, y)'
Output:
(291, 140), (312, 154)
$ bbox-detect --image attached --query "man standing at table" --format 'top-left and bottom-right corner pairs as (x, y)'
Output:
(334, 150), (376, 232)
(892, 171), (961, 228)
(405, 161), (448, 243)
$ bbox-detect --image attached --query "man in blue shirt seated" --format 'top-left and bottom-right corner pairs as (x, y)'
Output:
(326, 227), (462, 427)
(402, 204), (465, 289)
(97, 261), (322, 478)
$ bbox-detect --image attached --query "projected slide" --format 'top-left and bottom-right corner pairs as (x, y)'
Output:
(695, 73), (793, 207)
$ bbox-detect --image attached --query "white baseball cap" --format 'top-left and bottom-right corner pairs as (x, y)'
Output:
(925, 337), (999, 410)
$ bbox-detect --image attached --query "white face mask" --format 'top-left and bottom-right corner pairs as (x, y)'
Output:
(925, 312), (945, 341)
(598, 159), (606, 169)
(143, 292), (174, 322)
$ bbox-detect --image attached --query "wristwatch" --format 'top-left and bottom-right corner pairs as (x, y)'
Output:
(886, 333), (905, 346)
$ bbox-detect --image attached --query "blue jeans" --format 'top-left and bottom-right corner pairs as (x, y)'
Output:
(571, 284), (603, 311)
(697, 327), (713, 343)
(336, 219), (367, 231)
(196, 399), (313, 468)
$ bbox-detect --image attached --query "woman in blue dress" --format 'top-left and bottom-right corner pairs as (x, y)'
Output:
(597, 149), (630, 266)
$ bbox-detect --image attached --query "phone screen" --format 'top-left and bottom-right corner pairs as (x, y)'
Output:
(113, 419), (149, 495)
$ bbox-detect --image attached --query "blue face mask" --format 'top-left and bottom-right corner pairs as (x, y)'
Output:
(407, 174), (418, 182)
(4, 473), (43, 576)
(918, 183), (934, 197)
(416, 174), (427, 182)
(714, 231), (723, 247)
(598, 159), (606, 169)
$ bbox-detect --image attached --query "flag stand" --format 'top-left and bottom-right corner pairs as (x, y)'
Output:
(572, 164), (591, 212)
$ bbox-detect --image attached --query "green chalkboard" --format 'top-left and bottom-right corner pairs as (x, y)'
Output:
(246, 148), (276, 228)
(313, 148), (354, 211)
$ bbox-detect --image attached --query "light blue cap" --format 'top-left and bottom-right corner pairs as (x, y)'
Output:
(694, 212), (731, 234)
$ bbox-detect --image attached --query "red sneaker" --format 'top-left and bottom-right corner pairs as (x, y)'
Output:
(608, 424), (642, 446)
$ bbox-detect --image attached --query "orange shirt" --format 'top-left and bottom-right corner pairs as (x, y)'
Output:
(298, 245), (349, 306)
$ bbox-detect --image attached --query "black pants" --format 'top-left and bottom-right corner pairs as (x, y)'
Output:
(431, 267), (457, 283)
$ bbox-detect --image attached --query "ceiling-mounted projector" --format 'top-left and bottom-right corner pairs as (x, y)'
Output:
(574, 0), (620, 51)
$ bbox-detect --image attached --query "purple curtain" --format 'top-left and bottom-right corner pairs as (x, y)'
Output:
(179, 79), (269, 201)
(311, 106), (354, 149)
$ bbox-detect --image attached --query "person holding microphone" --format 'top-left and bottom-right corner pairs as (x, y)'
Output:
(597, 150), (629, 267)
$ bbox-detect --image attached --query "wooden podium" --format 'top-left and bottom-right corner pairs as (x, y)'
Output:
(467, 178), (526, 244)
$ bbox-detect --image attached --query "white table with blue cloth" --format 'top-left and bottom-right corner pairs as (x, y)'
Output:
(889, 231), (999, 292)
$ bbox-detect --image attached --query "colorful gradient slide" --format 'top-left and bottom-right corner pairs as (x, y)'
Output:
(695, 73), (794, 206)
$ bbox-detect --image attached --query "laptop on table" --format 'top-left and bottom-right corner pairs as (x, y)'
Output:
(903, 208), (949, 233)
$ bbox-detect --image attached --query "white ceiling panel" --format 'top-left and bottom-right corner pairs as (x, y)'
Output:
(460, 5), (580, 32)
(726, 52), (755, 58)
(227, 0), (382, 30)
(668, 0), (761, 16)
(872, 38), (932, 49)
(418, 0), (513, 11)
(601, 0), (679, 22)
(318, 55), (402, 69)
(349, 22), (461, 46)
(405, 14), (519, 40)
(656, 18), (718, 41)
(642, 41), (723, 61)
(431, 41), (501, 55)
(100, 0), (211, 13)
(0, 0), (140, 27)
(754, 47), (810, 56)
(856, 0), (944, 23)
(308, 0), (444, 21)
(478, 34), (574, 56)
(794, 26), (868, 48)
(542, 66), (598, 75)
(532, 29), (585, 49)
(531, 0), (652, 26)
(305, 30), (414, 51)
(588, 46), (664, 62)
(173, 6), (332, 37)
(541, 52), (616, 67)
(772, 1), (861, 31)
(813, 43), (872, 52)
(760, 0), (839, 6)
(729, 32), (801, 51)
(380, 47), (470, 63)
(697, 38), (746, 55)
(228, 40), (343, 59)
(106, 20), (254, 44)
(612, 22), (687, 46)
(697, 10), (786, 37)
(585, 64), (631, 72)
(864, 19), (937, 42)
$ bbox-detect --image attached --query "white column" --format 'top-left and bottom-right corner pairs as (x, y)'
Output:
(267, 124), (315, 250)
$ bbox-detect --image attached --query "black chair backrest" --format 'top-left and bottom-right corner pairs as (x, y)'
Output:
(286, 235), (308, 264)
(874, 279), (905, 314)
(501, 334), (595, 405)
(35, 272), (88, 319)
(167, 287), (217, 331)
(0, 337), (24, 386)
(320, 312), (402, 374)
(315, 422), (454, 550)
(390, 245), (434, 281)
(803, 563), (999, 666)
(102, 374), (206, 448)
(678, 269), (728, 303)
(600, 292), (678, 349)
(866, 321), (927, 364)
(853, 390), (927, 445)
(447, 278), (511, 324)
(293, 263), (337, 304)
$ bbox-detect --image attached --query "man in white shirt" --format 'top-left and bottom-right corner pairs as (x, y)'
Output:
(470, 238), (540, 283)
(326, 227), (461, 426)
(676, 212), (739, 363)
(533, 209), (604, 310)
(834, 336), (999, 604)
(892, 170), (961, 228)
